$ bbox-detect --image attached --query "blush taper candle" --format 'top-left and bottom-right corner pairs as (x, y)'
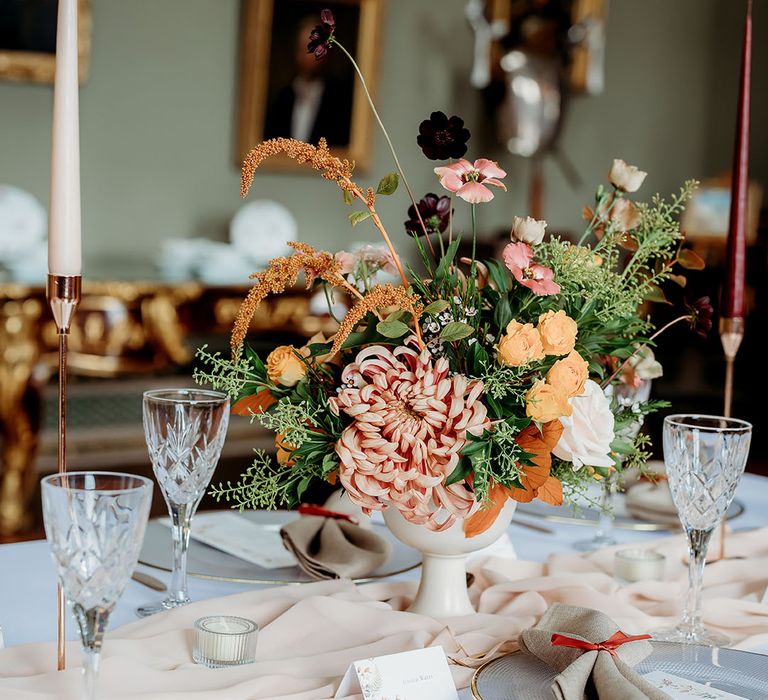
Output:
(721, 0), (752, 320)
(48, 0), (82, 276)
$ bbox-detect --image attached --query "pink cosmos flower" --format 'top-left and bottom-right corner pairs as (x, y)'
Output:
(502, 241), (561, 296)
(434, 158), (507, 204)
(329, 343), (488, 531)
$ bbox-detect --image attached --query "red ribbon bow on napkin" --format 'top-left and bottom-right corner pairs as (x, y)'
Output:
(297, 503), (358, 524)
(550, 631), (652, 657)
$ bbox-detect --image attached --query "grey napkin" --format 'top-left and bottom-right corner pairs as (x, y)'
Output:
(520, 604), (670, 700)
(280, 515), (392, 580)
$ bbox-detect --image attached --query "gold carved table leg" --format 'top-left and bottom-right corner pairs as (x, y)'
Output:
(0, 299), (43, 536)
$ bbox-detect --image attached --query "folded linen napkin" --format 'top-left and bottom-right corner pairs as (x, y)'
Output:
(625, 481), (680, 528)
(520, 604), (670, 700)
(280, 515), (392, 580)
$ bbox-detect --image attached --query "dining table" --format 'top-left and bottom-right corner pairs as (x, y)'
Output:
(1, 472), (767, 699)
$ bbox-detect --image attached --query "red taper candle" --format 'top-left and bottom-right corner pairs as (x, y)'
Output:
(721, 0), (752, 320)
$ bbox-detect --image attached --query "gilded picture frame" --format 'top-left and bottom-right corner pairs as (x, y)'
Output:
(0, 0), (92, 84)
(235, 0), (383, 172)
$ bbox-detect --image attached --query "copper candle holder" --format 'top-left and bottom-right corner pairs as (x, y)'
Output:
(46, 273), (82, 671)
(718, 316), (745, 561)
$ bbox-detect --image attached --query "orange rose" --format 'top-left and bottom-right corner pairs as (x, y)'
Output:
(526, 380), (572, 423)
(547, 350), (589, 398)
(498, 320), (544, 367)
(537, 310), (577, 356)
(266, 345), (306, 387)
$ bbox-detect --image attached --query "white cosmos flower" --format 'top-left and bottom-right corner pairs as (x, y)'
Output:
(553, 379), (615, 469)
(608, 159), (647, 193)
(511, 215), (547, 245)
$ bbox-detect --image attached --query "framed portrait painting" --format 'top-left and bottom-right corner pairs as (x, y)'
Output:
(0, 0), (91, 84)
(235, 0), (383, 171)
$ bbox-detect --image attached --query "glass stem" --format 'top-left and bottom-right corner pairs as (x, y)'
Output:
(83, 647), (101, 700)
(595, 474), (616, 542)
(169, 503), (192, 605)
(681, 527), (712, 635)
(72, 604), (110, 700)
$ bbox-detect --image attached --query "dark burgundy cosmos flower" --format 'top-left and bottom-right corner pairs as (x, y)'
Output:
(307, 9), (336, 60)
(417, 112), (471, 161)
(685, 296), (714, 338)
(405, 193), (452, 236)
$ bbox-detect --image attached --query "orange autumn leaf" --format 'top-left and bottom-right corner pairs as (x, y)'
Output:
(507, 421), (563, 503)
(537, 476), (563, 506)
(464, 420), (565, 532)
(464, 481), (509, 538)
(231, 389), (276, 416)
(520, 462), (550, 491)
(505, 482), (536, 504)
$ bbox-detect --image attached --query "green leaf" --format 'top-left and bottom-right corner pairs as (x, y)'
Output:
(343, 189), (354, 206)
(644, 285), (671, 304)
(677, 248), (705, 270)
(445, 458), (473, 486)
(493, 295), (513, 330)
(384, 309), (404, 322)
(306, 341), (333, 357)
(485, 259), (510, 293)
(467, 342), (490, 375)
(434, 237), (461, 281)
(440, 321), (473, 342)
(348, 211), (372, 227)
(423, 299), (450, 315)
(244, 344), (266, 376)
(376, 172), (399, 195)
(376, 319), (410, 338)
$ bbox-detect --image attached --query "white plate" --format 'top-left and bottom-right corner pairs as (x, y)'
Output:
(0, 186), (46, 261)
(230, 200), (296, 265)
(139, 509), (421, 584)
(472, 642), (768, 700)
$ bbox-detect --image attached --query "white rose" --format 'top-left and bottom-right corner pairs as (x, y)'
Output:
(552, 379), (615, 469)
(511, 215), (547, 245)
(608, 159), (647, 193)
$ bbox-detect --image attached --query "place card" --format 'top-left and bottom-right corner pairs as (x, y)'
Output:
(163, 512), (296, 569)
(335, 646), (458, 700)
(643, 671), (748, 699)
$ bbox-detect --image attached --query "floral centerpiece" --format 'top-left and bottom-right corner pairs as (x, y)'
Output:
(196, 10), (709, 612)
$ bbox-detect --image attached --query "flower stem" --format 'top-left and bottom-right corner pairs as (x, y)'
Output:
(601, 315), (688, 388)
(323, 283), (343, 324)
(578, 190), (614, 246)
(331, 38), (435, 259)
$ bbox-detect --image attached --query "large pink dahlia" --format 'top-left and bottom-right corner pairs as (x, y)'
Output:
(330, 344), (488, 530)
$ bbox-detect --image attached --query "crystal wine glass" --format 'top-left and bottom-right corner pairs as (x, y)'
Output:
(42, 471), (153, 700)
(136, 389), (229, 617)
(574, 380), (652, 551)
(654, 414), (751, 645)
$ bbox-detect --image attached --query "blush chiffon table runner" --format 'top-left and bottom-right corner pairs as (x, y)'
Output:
(1, 528), (768, 700)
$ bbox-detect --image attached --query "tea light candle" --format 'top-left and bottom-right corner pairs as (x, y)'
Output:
(192, 616), (258, 668)
(614, 549), (666, 583)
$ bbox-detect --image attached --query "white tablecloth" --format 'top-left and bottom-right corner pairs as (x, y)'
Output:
(2, 473), (767, 650)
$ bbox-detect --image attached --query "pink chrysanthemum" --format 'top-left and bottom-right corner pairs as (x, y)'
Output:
(330, 343), (488, 531)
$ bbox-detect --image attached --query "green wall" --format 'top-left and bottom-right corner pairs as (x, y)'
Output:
(0, 0), (757, 277)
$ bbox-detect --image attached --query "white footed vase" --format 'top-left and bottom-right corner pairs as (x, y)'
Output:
(383, 499), (517, 618)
